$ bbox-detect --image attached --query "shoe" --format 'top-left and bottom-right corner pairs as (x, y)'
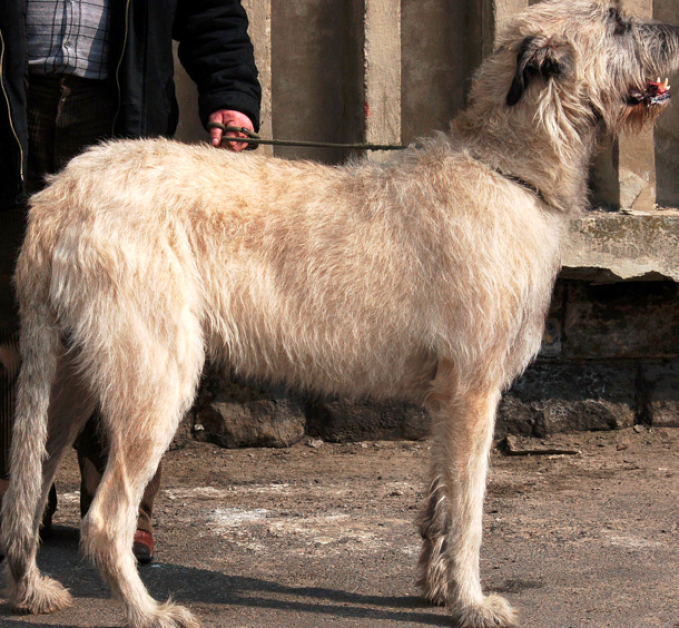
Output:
(133, 529), (154, 564)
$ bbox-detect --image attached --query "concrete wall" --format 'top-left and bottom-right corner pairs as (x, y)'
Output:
(172, 0), (679, 442)
(174, 0), (469, 155)
(175, 0), (679, 206)
(655, 1), (679, 206)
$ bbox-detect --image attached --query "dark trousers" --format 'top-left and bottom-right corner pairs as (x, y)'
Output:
(0, 74), (159, 533)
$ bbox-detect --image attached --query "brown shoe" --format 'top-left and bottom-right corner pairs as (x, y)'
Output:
(133, 529), (154, 565)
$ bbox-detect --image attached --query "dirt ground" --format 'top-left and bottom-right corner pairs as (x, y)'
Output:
(1, 427), (677, 628)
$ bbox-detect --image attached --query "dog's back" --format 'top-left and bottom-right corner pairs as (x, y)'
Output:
(22, 137), (561, 405)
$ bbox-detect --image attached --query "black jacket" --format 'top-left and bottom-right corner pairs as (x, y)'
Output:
(0, 0), (261, 209)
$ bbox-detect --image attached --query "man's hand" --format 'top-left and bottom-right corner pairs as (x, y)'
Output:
(208, 110), (255, 151)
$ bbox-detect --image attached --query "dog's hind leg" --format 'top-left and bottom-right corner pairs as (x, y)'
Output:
(79, 331), (204, 628)
(3, 337), (95, 614)
(418, 361), (517, 628)
(82, 425), (199, 628)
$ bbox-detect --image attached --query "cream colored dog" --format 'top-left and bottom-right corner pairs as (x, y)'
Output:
(3, 1), (679, 627)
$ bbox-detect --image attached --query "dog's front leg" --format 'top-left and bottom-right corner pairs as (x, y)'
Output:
(419, 363), (517, 628)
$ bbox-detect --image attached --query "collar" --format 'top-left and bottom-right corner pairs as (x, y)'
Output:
(495, 169), (545, 202)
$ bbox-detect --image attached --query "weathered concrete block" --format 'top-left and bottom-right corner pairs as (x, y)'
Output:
(640, 362), (679, 427)
(645, 400), (679, 428)
(194, 377), (306, 448)
(499, 363), (637, 436)
(499, 396), (635, 437)
(562, 213), (679, 284)
(538, 316), (562, 360)
(304, 397), (429, 442)
(535, 280), (565, 360)
(495, 394), (538, 437)
(542, 399), (633, 435)
(170, 415), (193, 450)
(562, 281), (679, 359)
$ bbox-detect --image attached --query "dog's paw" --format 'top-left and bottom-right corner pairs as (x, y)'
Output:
(7, 573), (73, 615)
(449, 594), (518, 628)
(417, 562), (449, 606)
(422, 588), (447, 607)
(417, 536), (449, 606)
(131, 600), (201, 628)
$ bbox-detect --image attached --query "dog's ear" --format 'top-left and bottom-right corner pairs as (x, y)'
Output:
(506, 36), (574, 106)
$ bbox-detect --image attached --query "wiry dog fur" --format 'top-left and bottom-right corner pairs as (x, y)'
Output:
(3, 1), (679, 627)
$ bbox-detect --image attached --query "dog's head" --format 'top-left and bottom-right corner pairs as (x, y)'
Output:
(499, 0), (679, 133)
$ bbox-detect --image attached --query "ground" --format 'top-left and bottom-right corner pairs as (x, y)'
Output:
(1, 427), (677, 628)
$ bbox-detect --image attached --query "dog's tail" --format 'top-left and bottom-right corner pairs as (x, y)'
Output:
(1, 216), (72, 613)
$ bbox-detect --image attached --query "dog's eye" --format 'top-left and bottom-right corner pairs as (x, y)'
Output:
(608, 8), (630, 36)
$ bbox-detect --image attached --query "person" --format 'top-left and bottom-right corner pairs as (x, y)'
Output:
(0, 0), (261, 564)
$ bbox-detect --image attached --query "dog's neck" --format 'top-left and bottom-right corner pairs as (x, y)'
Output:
(451, 112), (595, 215)
(463, 136), (590, 214)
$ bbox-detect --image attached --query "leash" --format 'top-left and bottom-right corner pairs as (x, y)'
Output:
(212, 122), (546, 201)
(207, 122), (409, 151)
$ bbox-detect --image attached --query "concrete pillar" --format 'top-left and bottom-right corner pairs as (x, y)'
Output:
(242, 0), (273, 156)
(364, 0), (401, 153)
(401, 0), (466, 143)
(592, 0), (658, 211)
(494, 0), (530, 34)
(652, 0), (679, 207)
(270, 0), (349, 163)
(174, 0), (273, 154)
(618, 0), (657, 211)
(463, 0), (528, 101)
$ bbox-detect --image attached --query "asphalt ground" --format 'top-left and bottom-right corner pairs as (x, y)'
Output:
(1, 427), (677, 628)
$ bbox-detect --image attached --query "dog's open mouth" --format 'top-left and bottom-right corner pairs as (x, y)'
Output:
(628, 78), (671, 106)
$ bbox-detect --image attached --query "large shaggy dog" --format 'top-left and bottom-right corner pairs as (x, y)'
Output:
(3, 1), (679, 626)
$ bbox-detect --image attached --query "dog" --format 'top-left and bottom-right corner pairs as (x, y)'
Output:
(3, 1), (678, 627)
